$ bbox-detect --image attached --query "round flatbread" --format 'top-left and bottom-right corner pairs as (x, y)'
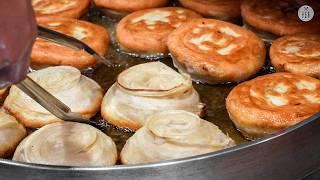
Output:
(32, 18), (109, 69)
(168, 18), (266, 84)
(226, 72), (320, 139)
(32, 0), (90, 20)
(270, 34), (320, 78)
(116, 7), (201, 55)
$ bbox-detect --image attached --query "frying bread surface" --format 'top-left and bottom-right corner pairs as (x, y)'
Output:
(32, 0), (90, 20)
(168, 18), (266, 84)
(94, 0), (168, 12)
(178, 0), (241, 21)
(32, 18), (109, 69)
(116, 7), (201, 54)
(270, 34), (320, 78)
(226, 72), (320, 139)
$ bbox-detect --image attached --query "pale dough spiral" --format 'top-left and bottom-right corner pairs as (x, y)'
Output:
(4, 66), (103, 128)
(13, 122), (117, 166)
(121, 110), (235, 164)
(101, 62), (204, 131)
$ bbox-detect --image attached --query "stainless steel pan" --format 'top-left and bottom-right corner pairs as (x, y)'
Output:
(0, 112), (319, 180)
(1, 4), (319, 180)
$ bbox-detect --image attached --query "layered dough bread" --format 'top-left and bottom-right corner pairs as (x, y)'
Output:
(226, 73), (320, 139)
(167, 18), (266, 84)
(101, 62), (204, 131)
(178, 0), (241, 22)
(94, 0), (168, 13)
(32, 18), (109, 69)
(121, 110), (235, 164)
(0, 109), (26, 158)
(4, 66), (103, 128)
(270, 34), (320, 78)
(13, 122), (117, 166)
(32, 0), (90, 20)
(116, 7), (201, 55)
(241, 0), (320, 36)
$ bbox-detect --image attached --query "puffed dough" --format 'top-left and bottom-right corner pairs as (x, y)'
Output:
(168, 18), (266, 84)
(101, 62), (204, 131)
(0, 109), (26, 158)
(226, 72), (320, 139)
(270, 34), (320, 78)
(13, 122), (117, 166)
(32, 0), (90, 20)
(121, 110), (235, 164)
(4, 66), (103, 128)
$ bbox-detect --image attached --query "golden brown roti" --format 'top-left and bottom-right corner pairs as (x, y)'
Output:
(168, 18), (266, 84)
(116, 7), (201, 54)
(32, 18), (109, 69)
(226, 72), (320, 139)
(94, 0), (168, 12)
(270, 34), (320, 78)
(32, 0), (90, 20)
(178, 0), (241, 21)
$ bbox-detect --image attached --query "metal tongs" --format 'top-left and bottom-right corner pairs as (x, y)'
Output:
(16, 77), (89, 123)
(15, 26), (113, 123)
(37, 26), (113, 67)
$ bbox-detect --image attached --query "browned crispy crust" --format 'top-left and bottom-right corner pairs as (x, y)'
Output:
(101, 106), (205, 132)
(226, 73), (320, 139)
(5, 105), (98, 129)
(241, 0), (320, 36)
(0, 88), (8, 102)
(101, 110), (142, 131)
(31, 18), (109, 69)
(101, 105), (205, 132)
(33, 0), (90, 20)
(167, 18), (266, 84)
(270, 34), (320, 79)
(116, 7), (201, 54)
(94, 0), (168, 12)
(178, 0), (241, 20)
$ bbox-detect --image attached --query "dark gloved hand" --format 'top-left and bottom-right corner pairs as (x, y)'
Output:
(0, 0), (37, 88)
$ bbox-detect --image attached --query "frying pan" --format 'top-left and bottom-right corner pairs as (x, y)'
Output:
(0, 112), (319, 180)
(1, 3), (320, 179)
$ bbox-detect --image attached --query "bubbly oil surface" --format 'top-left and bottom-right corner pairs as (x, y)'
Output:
(81, 5), (266, 153)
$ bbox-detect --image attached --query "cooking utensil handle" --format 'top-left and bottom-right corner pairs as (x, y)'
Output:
(37, 25), (114, 67)
(16, 76), (89, 123)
